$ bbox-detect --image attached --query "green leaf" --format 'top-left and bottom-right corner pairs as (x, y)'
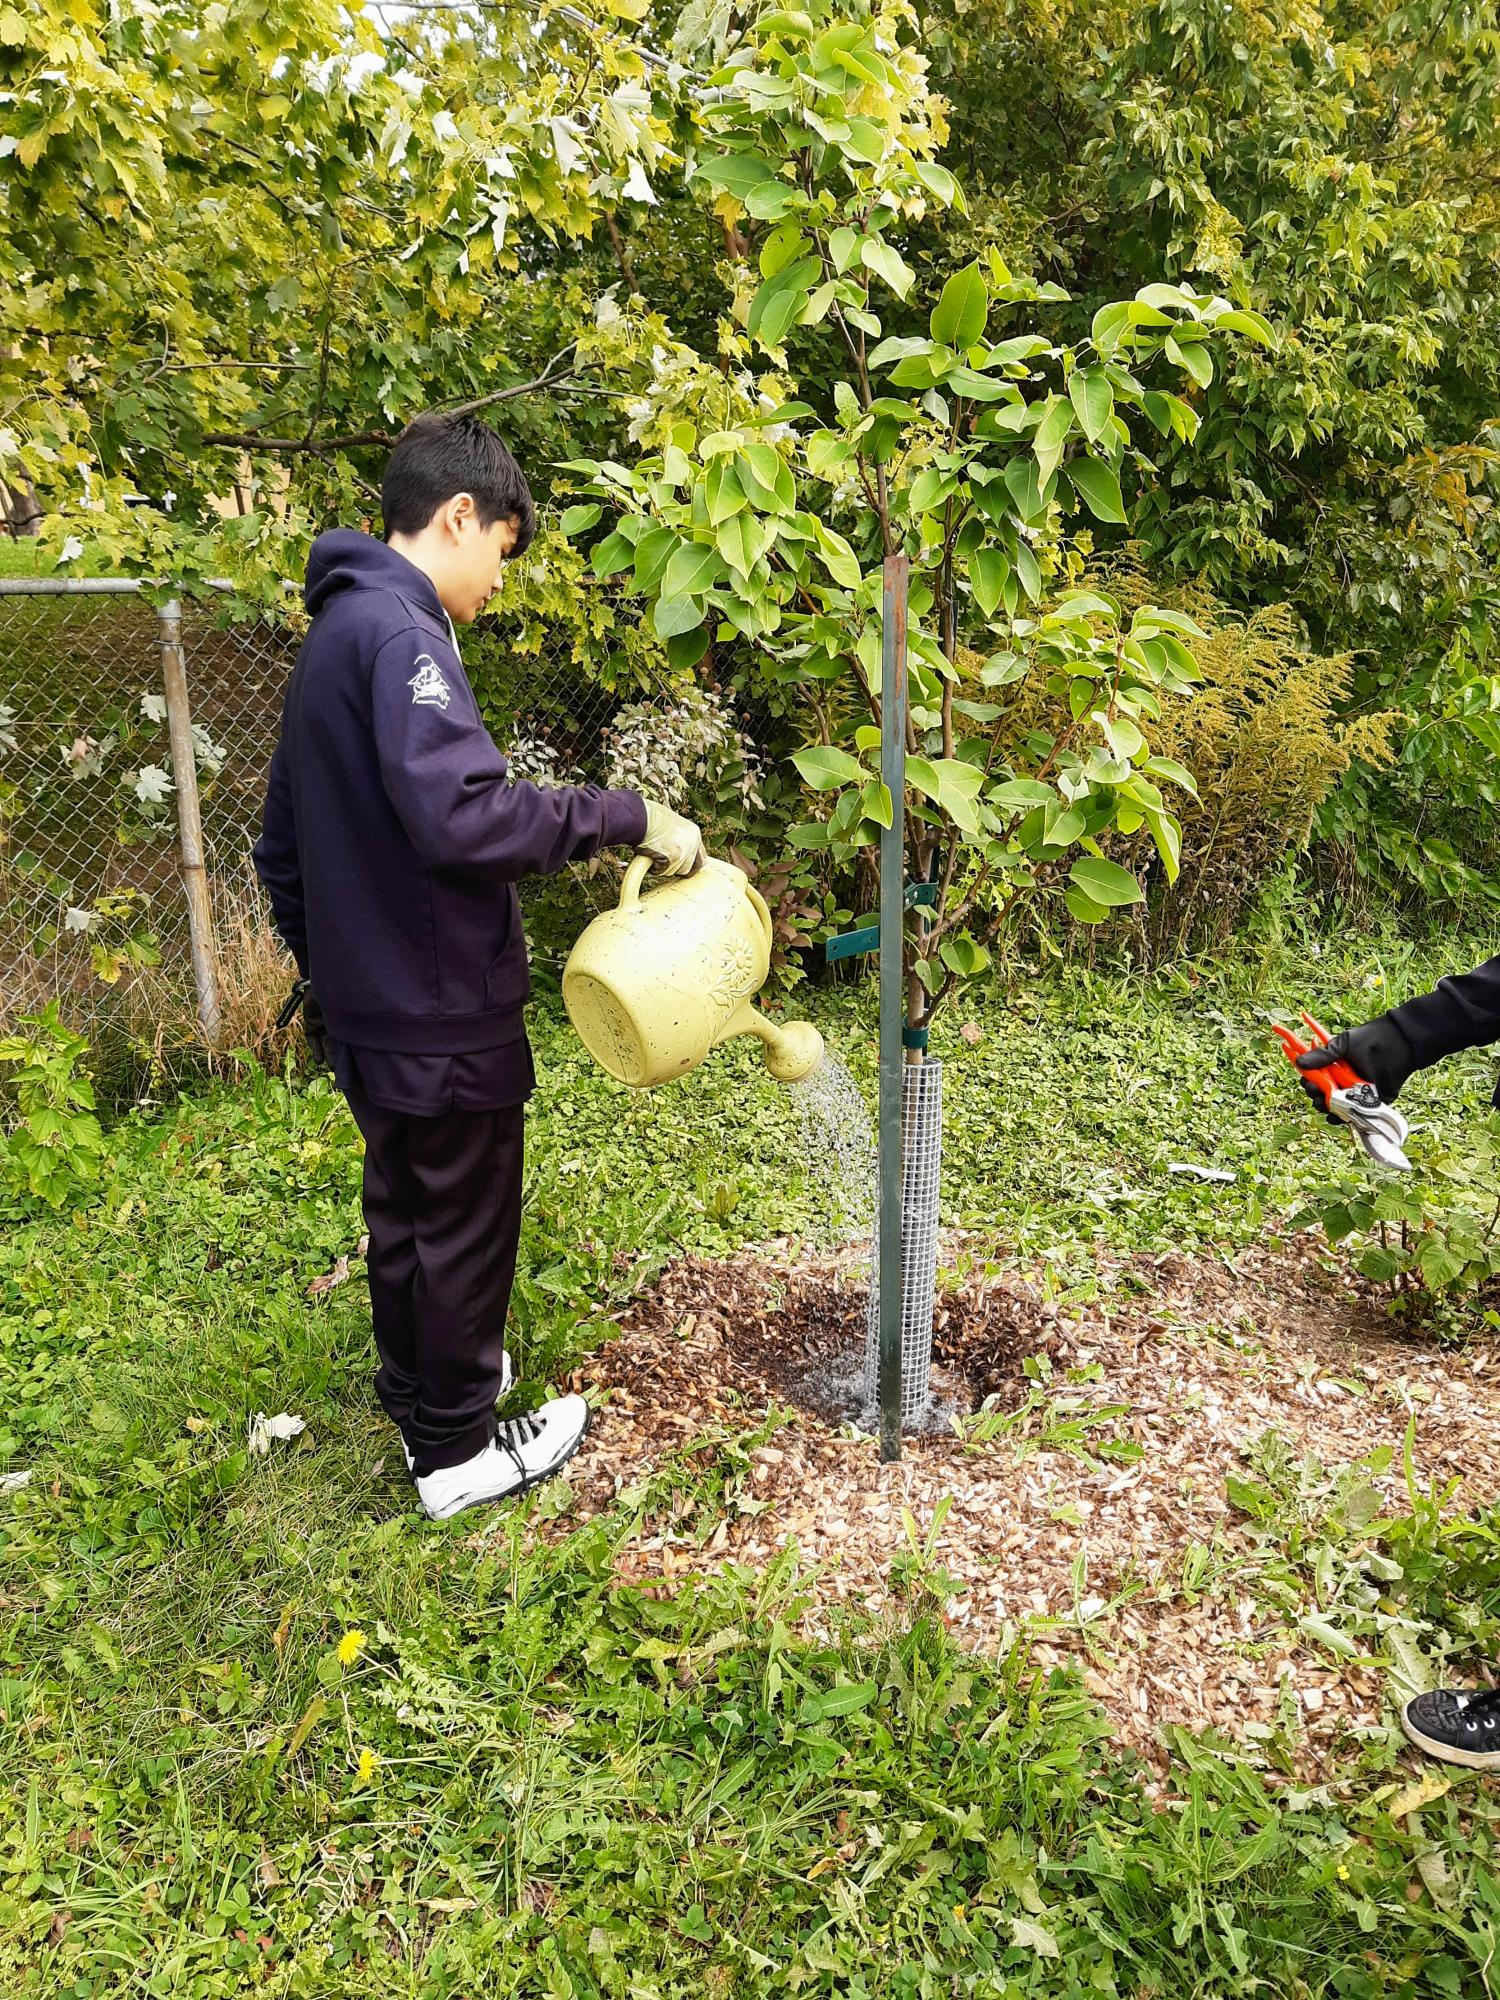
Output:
(1132, 606), (1206, 638)
(705, 458), (746, 525)
(633, 527), (677, 593)
(861, 238), (914, 299)
(1034, 396), (1073, 454)
(662, 541), (724, 600)
(931, 263), (988, 350)
(666, 625), (711, 671)
(1048, 589), (1119, 624)
(1004, 458), (1050, 524)
(1143, 807), (1182, 883)
(814, 1678), (879, 1717)
(741, 440), (795, 514)
(792, 745), (866, 791)
(811, 523), (862, 589)
(1166, 334), (1214, 388)
(991, 778), (1054, 810)
(789, 821), (830, 850)
(908, 467), (957, 516)
(829, 225), (860, 274)
(939, 933), (989, 977)
(980, 651), (1025, 687)
(1141, 754), (1199, 798)
(716, 511), (769, 578)
(1098, 712), (1144, 761)
(1068, 856), (1142, 908)
(912, 160), (961, 208)
(559, 503), (602, 536)
(1211, 306), (1276, 347)
(1009, 1916), (1061, 1960)
(867, 333), (933, 369)
(589, 531), (634, 578)
(696, 151), (778, 200)
(908, 756), (983, 832)
(1064, 883), (1109, 925)
(1068, 366), (1113, 442)
(970, 546), (1007, 618)
(1068, 458), (1127, 525)
(860, 779), (893, 828)
(748, 258), (820, 347)
(653, 595), (703, 639)
(845, 117), (886, 164)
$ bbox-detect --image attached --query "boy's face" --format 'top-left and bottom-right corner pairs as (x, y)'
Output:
(437, 496), (520, 624)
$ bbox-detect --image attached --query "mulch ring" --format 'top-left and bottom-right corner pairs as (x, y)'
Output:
(544, 1233), (1500, 1780)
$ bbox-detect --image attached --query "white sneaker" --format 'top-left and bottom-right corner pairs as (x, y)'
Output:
(415, 1394), (590, 1521)
(399, 1349), (512, 1473)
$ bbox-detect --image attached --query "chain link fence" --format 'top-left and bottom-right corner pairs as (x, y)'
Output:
(0, 576), (702, 1097)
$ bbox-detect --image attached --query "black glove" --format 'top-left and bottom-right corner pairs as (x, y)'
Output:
(1295, 1015), (1415, 1123)
(302, 991), (332, 1071)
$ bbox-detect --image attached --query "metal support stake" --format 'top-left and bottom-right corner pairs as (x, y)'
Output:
(878, 555), (908, 1463)
(159, 598), (222, 1046)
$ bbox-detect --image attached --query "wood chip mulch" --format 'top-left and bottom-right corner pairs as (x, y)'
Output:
(541, 1234), (1500, 1779)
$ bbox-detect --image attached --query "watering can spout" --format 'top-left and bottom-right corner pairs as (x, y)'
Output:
(727, 1002), (825, 1085)
(563, 855), (824, 1089)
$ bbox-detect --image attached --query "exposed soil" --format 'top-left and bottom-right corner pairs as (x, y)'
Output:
(548, 1233), (1500, 1782)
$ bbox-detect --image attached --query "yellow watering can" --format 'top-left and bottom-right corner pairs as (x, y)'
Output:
(563, 855), (824, 1089)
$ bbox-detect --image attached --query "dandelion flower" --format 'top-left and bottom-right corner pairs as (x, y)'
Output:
(336, 1628), (367, 1667)
(355, 1748), (380, 1787)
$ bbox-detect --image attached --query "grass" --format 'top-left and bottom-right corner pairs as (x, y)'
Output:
(4, 922), (1500, 1994)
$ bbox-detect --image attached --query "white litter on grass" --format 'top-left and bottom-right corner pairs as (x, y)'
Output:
(1168, 1163), (1237, 1184)
(1, 1469), (32, 1494)
(248, 1412), (307, 1457)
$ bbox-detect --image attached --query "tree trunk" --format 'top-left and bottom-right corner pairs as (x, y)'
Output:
(0, 471), (44, 537)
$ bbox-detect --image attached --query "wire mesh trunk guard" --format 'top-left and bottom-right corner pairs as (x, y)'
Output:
(864, 1057), (941, 1428)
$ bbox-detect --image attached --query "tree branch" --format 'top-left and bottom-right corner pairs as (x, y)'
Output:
(201, 345), (583, 453)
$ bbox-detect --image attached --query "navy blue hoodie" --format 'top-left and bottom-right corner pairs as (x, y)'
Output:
(252, 530), (647, 1054)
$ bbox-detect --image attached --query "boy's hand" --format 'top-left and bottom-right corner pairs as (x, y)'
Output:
(1295, 1015), (1414, 1115)
(303, 991), (332, 1070)
(638, 799), (706, 878)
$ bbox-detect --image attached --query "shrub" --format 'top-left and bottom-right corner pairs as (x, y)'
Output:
(1292, 1118), (1500, 1320)
(0, 1004), (104, 1211)
(1093, 560), (1394, 961)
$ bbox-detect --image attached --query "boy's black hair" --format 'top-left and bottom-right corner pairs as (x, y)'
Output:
(381, 413), (536, 554)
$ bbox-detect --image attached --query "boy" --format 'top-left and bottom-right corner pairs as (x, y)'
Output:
(1299, 955), (1500, 1767)
(253, 413), (702, 1520)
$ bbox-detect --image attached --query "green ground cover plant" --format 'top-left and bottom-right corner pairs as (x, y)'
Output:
(5, 928), (1500, 1994)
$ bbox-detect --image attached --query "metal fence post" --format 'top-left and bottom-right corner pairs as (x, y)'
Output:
(877, 554), (909, 1464)
(158, 598), (222, 1046)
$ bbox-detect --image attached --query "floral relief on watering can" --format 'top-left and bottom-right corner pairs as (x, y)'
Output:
(562, 855), (824, 1088)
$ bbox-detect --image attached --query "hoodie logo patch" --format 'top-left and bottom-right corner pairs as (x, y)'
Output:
(408, 655), (452, 711)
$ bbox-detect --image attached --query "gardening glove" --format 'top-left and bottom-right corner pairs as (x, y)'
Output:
(1295, 1015), (1416, 1122)
(637, 798), (706, 879)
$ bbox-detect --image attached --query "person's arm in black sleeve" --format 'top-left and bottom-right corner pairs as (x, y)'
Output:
(1296, 955), (1500, 1111)
(251, 737), (309, 976)
(370, 627), (648, 875)
(1385, 957), (1500, 1070)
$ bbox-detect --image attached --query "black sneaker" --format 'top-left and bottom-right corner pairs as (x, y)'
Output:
(1401, 1686), (1500, 1769)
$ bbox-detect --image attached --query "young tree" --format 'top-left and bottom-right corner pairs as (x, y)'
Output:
(565, 0), (1269, 1028)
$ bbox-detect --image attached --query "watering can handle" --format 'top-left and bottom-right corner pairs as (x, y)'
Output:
(619, 853), (655, 910)
(745, 881), (773, 954)
(619, 852), (772, 950)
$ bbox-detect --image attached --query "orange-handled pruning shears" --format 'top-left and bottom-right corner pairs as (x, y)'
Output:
(1273, 1012), (1412, 1172)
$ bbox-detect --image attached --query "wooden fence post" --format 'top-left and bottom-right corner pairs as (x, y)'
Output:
(159, 598), (222, 1046)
